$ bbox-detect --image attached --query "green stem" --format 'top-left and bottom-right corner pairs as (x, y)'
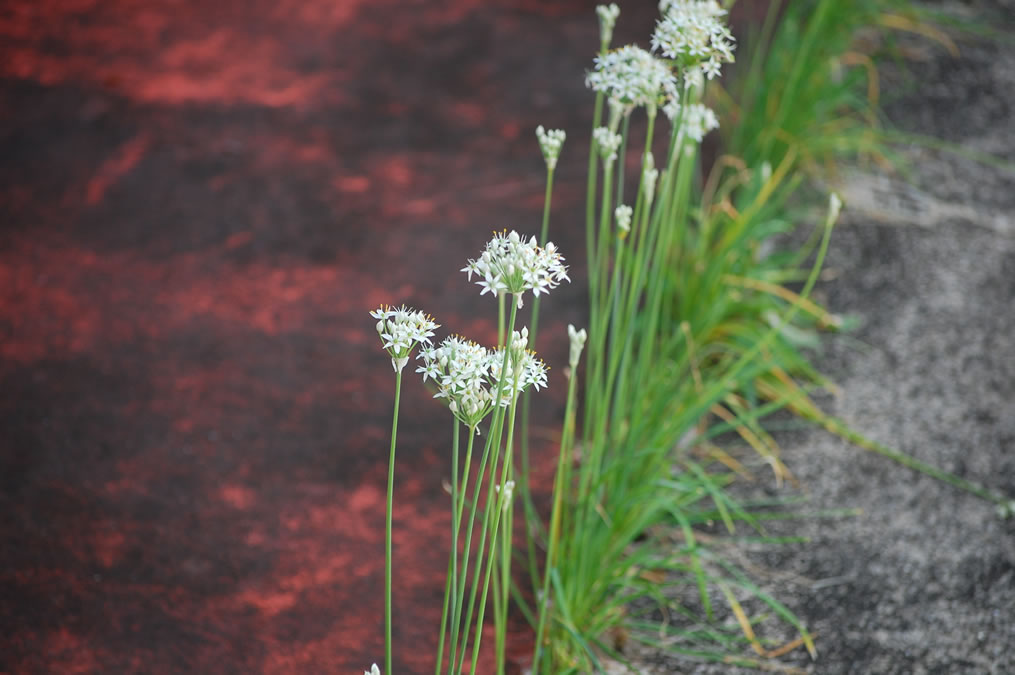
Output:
(494, 335), (523, 674)
(519, 165), (558, 594)
(449, 421), (497, 674)
(587, 92), (606, 310)
(532, 358), (580, 673)
(486, 377), (522, 675)
(615, 112), (631, 209)
(498, 293), (506, 347)
(435, 418), (462, 675)
(384, 368), (403, 674)
(435, 537), (455, 675)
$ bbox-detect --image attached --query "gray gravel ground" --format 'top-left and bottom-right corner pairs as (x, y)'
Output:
(625, 4), (1015, 674)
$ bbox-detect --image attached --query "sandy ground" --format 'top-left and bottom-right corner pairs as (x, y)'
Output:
(630, 3), (1015, 673)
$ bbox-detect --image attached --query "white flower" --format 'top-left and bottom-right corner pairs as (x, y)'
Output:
(490, 341), (549, 398)
(461, 230), (569, 307)
(663, 102), (719, 142)
(536, 126), (566, 171)
(614, 204), (633, 235)
(651, 1), (736, 81)
(370, 305), (439, 373)
(510, 326), (530, 353)
(417, 336), (500, 428)
(418, 333), (549, 426)
(365, 665), (380, 675)
(596, 4), (620, 48)
(586, 45), (677, 112)
(567, 324), (588, 370)
(592, 127), (623, 168)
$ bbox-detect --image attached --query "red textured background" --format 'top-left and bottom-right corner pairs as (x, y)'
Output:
(0, 1), (646, 672)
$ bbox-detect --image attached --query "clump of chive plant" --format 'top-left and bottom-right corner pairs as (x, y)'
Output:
(371, 230), (569, 675)
(453, 232), (565, 675)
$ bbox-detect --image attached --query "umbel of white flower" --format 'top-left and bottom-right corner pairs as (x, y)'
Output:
(370, 305), (439, 372)
(592, 127), (623, 168)
(461, 230), (570, 309)
(664, 101), (719, 141)
(365, 665), (380, 675)
(536, 126), (566, 171)
(490, 327), (549, 397)
(417, 336), (505, 429)
(418, 332), (549, 430)
(652, 0), (736, 80)
(586, 45), (677, 113)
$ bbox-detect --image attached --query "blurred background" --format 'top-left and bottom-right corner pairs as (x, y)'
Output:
(0, 1), (639, 672)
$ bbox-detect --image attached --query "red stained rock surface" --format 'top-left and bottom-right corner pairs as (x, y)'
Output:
(0, 0), (615, 672)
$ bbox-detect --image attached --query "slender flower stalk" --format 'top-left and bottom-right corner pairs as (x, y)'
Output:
(520, 124), (566, 597)
(532, 325), (586, 672)
(370, 305), (438, 673)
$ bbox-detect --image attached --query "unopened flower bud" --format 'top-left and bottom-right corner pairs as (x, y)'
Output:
(568, 324), (588, 369)
(593, 127), (622, 168)
(596, 4), (620, 49)
(536, 125), (566, 171)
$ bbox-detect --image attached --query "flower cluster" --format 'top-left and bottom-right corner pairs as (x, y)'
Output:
(592, 127), (623, 168)
(596, 3), (620, 48)
(663, 101), (719, 141)
(489, 327), (550, 396)
(536, 126), (566, 171)
(586, 45), (677, 111)
(364, 665), (380, 675)
(461, 230), (570, 308)
(370, 305), (439, 372)
(651, 0), (736, 80)
(417, 336), (506, 429)
(416, 330), (549, 428)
